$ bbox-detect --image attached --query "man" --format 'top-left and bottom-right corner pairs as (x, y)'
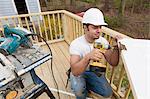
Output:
(69, 8), (120, 99)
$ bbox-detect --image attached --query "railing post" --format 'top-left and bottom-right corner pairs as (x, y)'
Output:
(62, 13), (70, 44)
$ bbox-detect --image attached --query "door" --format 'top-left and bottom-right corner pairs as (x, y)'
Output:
(14, 0), (28, 14)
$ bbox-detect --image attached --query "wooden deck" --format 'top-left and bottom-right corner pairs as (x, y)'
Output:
(35, 41), (75, 99)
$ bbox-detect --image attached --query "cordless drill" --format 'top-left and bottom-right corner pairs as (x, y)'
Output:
(89, 41), (107, 76)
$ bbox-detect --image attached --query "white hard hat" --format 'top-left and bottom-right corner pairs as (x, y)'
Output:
(82, 8), (107, 26)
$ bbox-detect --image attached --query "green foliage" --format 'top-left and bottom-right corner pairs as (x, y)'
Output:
(116, 0), (150, 13)
(81, 0), (96, 3)
(105, 16), (122, 28)
(113, 0), (121, 8)
(121, 75), (129, 87)
(144, 3), (150, 8)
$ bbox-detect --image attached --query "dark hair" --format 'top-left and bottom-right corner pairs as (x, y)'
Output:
(83, 23), (90, 28)
(83, 23), (105, 28)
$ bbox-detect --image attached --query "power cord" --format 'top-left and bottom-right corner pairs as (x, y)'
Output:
(27, 34), (60, 99)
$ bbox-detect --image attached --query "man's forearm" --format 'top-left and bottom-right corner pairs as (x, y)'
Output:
(104, 46), (119, 66)
(110, 46), (119, 66)
(71, 55), (90, 76)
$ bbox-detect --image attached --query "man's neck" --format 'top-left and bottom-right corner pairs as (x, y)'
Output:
(85, 34), (94, 43)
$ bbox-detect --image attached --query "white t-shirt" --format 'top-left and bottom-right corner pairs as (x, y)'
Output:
(69, 35), (109, 58)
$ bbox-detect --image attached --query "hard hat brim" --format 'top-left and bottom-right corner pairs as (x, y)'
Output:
(82, 22), (108, 26)
(94, 22), (108, 26)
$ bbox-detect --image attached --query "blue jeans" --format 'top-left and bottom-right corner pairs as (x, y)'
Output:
(70, 71), (112, 99)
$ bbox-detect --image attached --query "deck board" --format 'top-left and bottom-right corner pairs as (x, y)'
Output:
(35, 41), (74, 99)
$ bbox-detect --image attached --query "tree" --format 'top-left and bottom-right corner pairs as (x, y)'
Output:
(117, 0), (126, 26)
(103, 0), (110, 11)
(118, 0), (126, 17)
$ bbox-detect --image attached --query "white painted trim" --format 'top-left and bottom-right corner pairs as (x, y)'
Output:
(11, 0), (18, 15)
(49, 87), (75, 97)
(48, 87), (92, 99)
(37, 0), (42, 20)
(25, 0), (30, 14)
(37, 0), (41, 13)
(25, 0), (32, 21)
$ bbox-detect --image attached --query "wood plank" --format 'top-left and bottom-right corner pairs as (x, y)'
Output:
(51, 45), (71, 92)
(57, 41), (70, 61)
(120, 39), (150, 99)
(52, 42), (70, 69)
(52, 14), (57, 39)
(35, 61), (58, 98)
(35, 41), (74, 99)
(51, 43), (71, 89)
(47, 14), (53, 40)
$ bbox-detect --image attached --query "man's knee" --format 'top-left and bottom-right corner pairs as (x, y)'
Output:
(71, 81), (87, 96)
(71, 84), (87, 99)
(101, 87), (113, 98)
(70, 74), (87, 98)
(74, 88), (87, 97)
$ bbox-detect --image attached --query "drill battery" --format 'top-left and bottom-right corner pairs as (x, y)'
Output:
(89, 42), (107, 77)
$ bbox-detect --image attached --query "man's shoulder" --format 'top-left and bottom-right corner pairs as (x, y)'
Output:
(70, 35), (85, 45)
(69, 35), (86, 56)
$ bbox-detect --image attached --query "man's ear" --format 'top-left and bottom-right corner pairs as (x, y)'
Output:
(83, 25), (89, 32)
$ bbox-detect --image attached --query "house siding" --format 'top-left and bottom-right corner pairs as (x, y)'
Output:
(0, 0), (41, 17)
(0, 0), (41, 25)
(26, 0), (42, 21)
(0, 0), (17, 17)
(26, 0), (41, 13)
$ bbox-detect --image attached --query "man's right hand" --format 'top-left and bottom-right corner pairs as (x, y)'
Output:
(87, 49), (104, 61)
